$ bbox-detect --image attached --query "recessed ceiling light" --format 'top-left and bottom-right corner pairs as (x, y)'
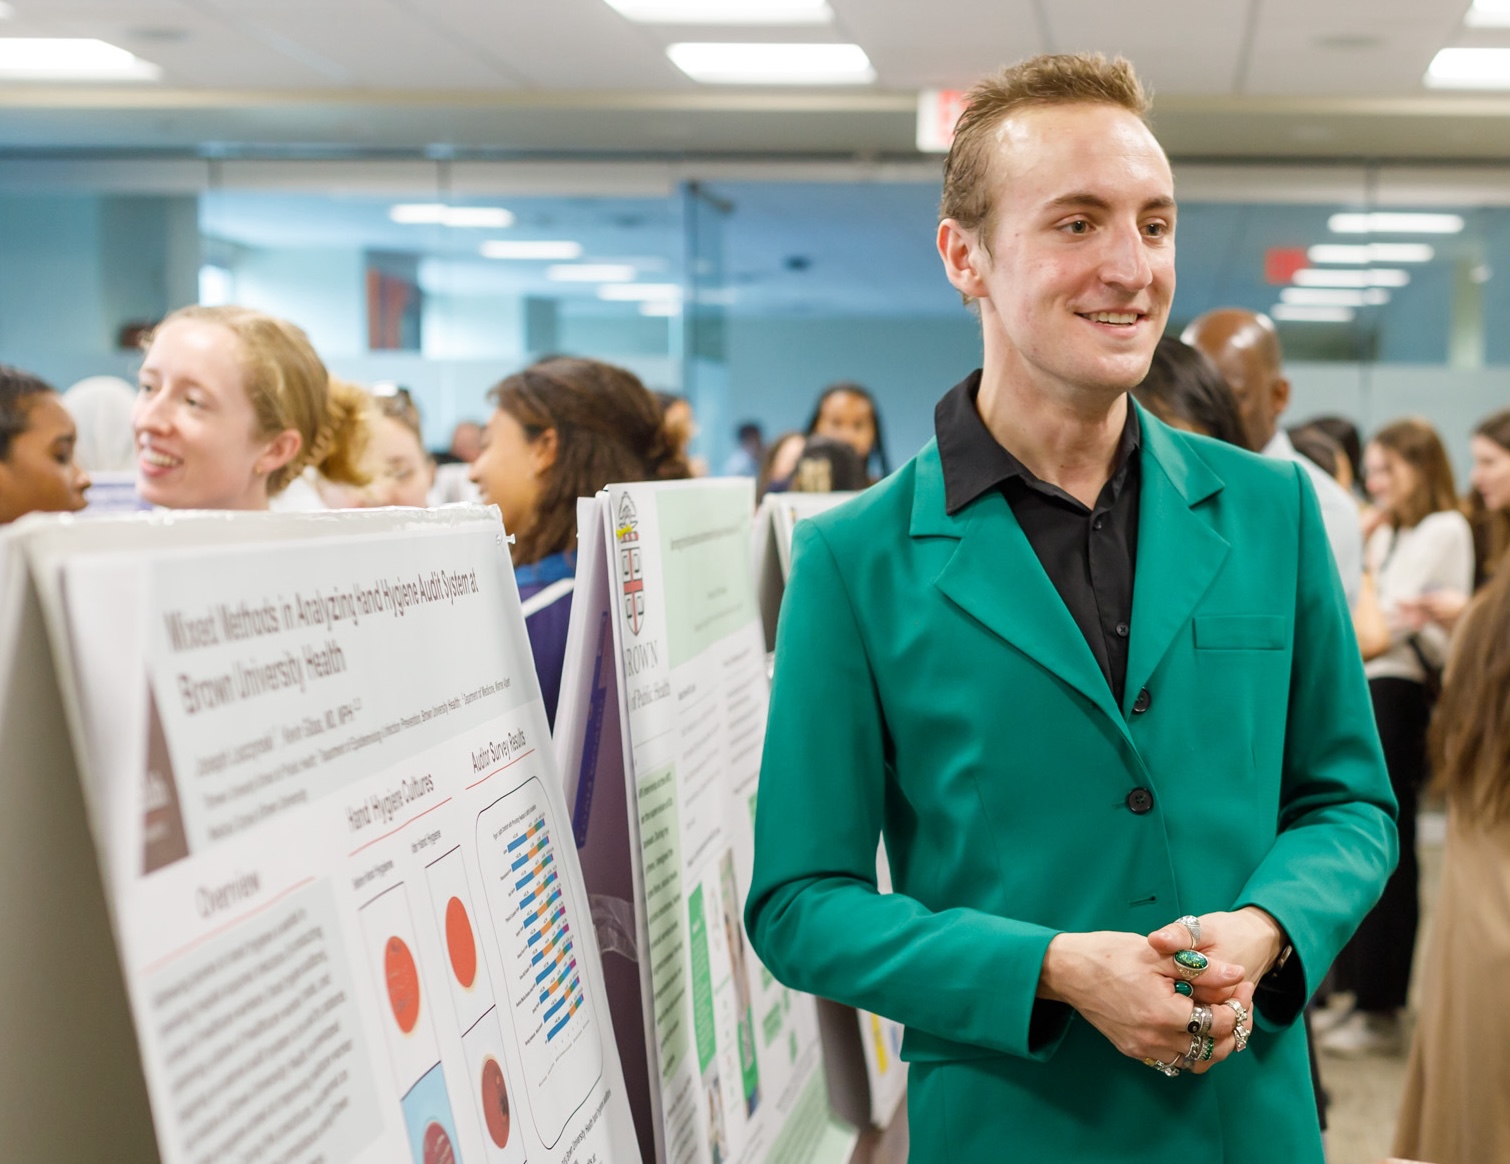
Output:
(603, 0), (832, 24)
(548, 264), (636, 282)
(1328, 212), (1464, 234)
(1308, 243), (1436, 264)
(0, 38), (161, 81)
(1465, 0), (1510, 28)
(1271, 304), (1356, 323)
(389, 203), (514, 228)
(1426, 47), (1510, 88)
(1280, 287), (1391, 307)
(640, 302), (682, 317)
(598, 283), (682, 301)
(1292, 267), (1410, 288)
(667, 42), (875, 85)
(480, 240), (583, 260)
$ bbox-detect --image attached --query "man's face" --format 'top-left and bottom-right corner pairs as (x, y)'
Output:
(959, 103), (1176, 400)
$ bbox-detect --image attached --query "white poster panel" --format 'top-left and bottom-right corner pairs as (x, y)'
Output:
(19, 508), (637, 1164)
(750, 492), (906, 1131)
(566, 480), (854, 1164)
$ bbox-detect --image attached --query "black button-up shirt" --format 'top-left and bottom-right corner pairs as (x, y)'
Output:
(936, 371), (1142, 706)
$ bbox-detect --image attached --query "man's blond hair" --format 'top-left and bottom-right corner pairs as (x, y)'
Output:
(941, 53), (1152, 255)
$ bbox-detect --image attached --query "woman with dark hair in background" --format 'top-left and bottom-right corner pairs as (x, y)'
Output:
(1326, 418), (1474, 1058)
(1466, 407), (1510, 588)
(1287, 424), (1344, 485)
(1300, 414), (1365, 496)
(0, 365), (91, 522)
(1131, 335), (1250, 448)
(1392, 560), (1510, 1163)
(471, 357), (690, 726)
(805, 381), (890, 482)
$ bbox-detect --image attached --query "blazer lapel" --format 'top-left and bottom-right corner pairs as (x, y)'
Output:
(1123, 408), (1230, 714)
(912, 442), (1127, 731)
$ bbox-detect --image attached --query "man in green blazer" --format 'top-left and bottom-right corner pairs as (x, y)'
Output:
(745, 54), (1396, 1162)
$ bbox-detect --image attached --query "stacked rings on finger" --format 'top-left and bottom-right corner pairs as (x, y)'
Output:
(1183, 1034), (1204, 1066)
(1199, 1036), (1216, 1062)
(1144, 1058), (1183, 1077)
(1186, 1003), (1214, 1036)
(1222, 998), (1251, 1052)
(1174, 949), (1209, 980)
(1175, 914), (1201, 945)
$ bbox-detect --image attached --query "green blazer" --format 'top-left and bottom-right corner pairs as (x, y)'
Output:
(745, 405), (1397, 1162)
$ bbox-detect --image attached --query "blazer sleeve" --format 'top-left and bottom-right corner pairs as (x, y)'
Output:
(1233, 464), (1399, 1028)
(744, 521), (1071, 1062)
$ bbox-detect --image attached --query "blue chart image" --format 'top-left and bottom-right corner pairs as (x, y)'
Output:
(512, 816), (585, 1043)
(477, 777), (603, 1149)
(402, 1061), (462, 1164)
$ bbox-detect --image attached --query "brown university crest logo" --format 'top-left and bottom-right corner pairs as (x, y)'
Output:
(615, 493), (646, 637)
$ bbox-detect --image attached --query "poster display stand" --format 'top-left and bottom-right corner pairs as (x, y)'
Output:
(556, 480), (856, 1164)
(748, 494), (907, 1132)
(2, 507), (637, 1164)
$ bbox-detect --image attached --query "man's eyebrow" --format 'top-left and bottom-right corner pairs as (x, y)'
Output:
(1042, 192), (1177, 214)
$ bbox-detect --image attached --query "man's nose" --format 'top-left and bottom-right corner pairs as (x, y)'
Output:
(1099, 222), (1154, 290)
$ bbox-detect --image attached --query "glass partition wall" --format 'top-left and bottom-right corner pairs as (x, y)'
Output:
(2, 158), (1509, 473)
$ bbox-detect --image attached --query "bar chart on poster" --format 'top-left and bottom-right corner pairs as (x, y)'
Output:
(5, 508), (639, 1164)
(557, 479), (859, 1164)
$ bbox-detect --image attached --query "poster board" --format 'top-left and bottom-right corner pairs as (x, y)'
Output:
(5, 506), (637, 1164)
(556, 479), (855, 1164)
(748, 493), (906, 1131)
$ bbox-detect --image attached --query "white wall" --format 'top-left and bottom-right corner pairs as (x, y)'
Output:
(231, 248), (366, 358)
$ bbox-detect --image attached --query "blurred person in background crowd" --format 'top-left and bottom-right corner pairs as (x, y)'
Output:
(1186, 308), (1362, 607)
(472, 358), (689, 726)
(756, 431), (805, 502)
(434, 418), (482, 466)
(1327, 418), (1474, 1058)
(806, 381), (890, 483)
(1466, 408), (1510, 588)
(1390, 561), (1510, 1164)
(1300, 415), (1364, 497)
(785, 435), (868, 494)
(1131, 335), (1249, 447)
(133, 305), (369, 513)
(360, 384), (435, 509)
(658, 392), (707, 477)
(722, 421), (764, 478)
(62, 375), (137, 473)
(0, 365), (90, 523)
(1287, 424), (1346, 487)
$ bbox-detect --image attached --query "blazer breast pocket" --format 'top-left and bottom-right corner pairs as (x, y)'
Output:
(1193, 614), (1287, 650)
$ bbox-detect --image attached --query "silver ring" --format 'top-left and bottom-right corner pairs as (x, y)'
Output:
(1233, 1021), (1250, 1052)
(1186, 1003), (1214, 1036)
(1185, 1033), (1204, 1064)
(1144, 1057), (1183, 1077)
(1174, 949), (1209, 980)
(1175, 914), (1201, 945)
(1221, 998), (1250, 1026)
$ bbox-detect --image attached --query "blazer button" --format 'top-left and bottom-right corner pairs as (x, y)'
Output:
(1126, 787), (1154, 814)
(1132, 687), (1152, 714)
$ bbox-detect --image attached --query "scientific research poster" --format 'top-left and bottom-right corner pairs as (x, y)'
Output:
(560, 481), (854, 1164)
(20, 508), (637, 1164)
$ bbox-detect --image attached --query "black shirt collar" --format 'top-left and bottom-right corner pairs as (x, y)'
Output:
(935, 370), (1142, 516)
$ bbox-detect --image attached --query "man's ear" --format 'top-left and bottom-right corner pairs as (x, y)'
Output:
(1271, 376), (1291, 421)
(937, 219), (990, 302)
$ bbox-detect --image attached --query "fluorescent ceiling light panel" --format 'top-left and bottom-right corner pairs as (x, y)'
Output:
(0, 4), (14, 19)
(480, 240), (583, 260)
(548, 264), (636, 282)
(389, 203), (514, 228)
(604, 0), (833, 24)
(640, 302), (682, 317)
(1308, 243), (1435, 264)
(1427, 47), (1510, 87)
(1280, 287), (1390, 307)
(1466, 0), (1510, 26)
(1271, 304), (1356, 323)
(598, 283), (682, 301)
(1292, 268), (1410, 288)
(0, 38), (161, 81)
(667, 42), (875, 84)
(1328, 212), (1464, 234)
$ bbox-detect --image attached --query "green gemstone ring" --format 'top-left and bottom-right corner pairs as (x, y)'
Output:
(1174, 949), (1209, 980)
(1173, 981), (1194, 997)
(1200, 1036), (1215, 1062)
